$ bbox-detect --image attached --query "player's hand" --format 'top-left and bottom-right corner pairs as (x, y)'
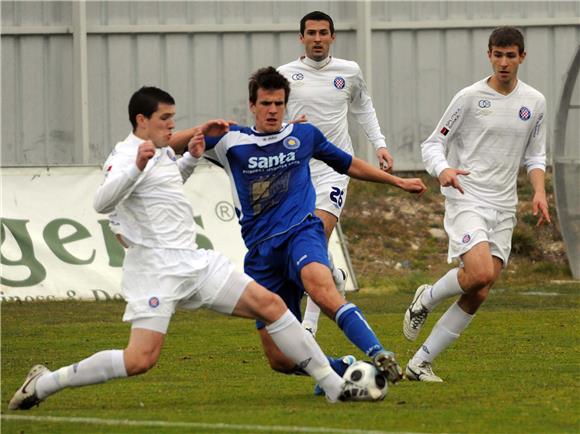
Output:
(399, 177), (428, 195)
(288, 114), (308, 124)
(376, 147), (394, 173)
(188, 132), (206, 158)
(136, 141), (156, 171)
(532, 191), (551, 226)
(438, 168), (470, 194)
(201, 119), (233, 137)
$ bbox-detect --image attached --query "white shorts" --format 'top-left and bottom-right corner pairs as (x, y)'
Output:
(312, 167), (350, 219)
(444, 200), (516, 267)
(121, 246), (252, 332)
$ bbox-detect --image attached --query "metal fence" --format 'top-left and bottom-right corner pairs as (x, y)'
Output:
(2, 1), (579, 169)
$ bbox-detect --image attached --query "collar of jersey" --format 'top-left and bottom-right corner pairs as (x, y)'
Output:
(301, 56), (332, 70)
(483, 75), (521, 97)
(248, 123), (294, 146)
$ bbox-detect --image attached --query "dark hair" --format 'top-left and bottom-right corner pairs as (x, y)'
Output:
(488, 26), (525, 54)
(248, 67), (291, 104)
(128, 86), (175, 130)
(300, 11), (334, 36)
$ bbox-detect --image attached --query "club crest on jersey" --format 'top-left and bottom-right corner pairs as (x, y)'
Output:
(519, 106), (531, 121)
(283, 136), (301, 150)
(148, 297), (160, 308)
(333, 76), (346, 89)
(291, 73), (304, 81)
(478, 99), (491, 108)
(462, 234), (471, 244)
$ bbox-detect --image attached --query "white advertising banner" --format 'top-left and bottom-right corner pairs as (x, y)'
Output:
(1, 165), (355, 302)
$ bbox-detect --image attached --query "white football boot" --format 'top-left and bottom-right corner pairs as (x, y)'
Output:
(403, 284), (431, 341)
(405, 359), (443, 382)
(8, 364), (51, 410)
(371, 350), (403, 384)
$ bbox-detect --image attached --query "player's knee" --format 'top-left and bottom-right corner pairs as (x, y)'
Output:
(124, 350), (159, 376)
(465, 267), (495, 291)
(256, 290), (286, 323)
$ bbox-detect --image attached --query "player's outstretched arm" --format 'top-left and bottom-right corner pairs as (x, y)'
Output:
(528, 168), (551, 226)
(168, 119), (232, 153)
(347, 156), (427, 194)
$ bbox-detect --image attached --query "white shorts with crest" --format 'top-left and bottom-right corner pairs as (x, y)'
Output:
(121, 246), (251, 331)
(444, 200), (516, 267)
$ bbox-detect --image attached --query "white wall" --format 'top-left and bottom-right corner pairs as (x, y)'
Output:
(2, 1), (579, 169)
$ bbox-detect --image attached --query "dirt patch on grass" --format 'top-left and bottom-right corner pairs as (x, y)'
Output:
(340, 169), (571, 288)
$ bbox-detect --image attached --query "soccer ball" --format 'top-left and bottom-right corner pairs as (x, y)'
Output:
(343, 361), (388, 401)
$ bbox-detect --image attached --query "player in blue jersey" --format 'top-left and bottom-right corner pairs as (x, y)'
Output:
(185, 67), (427, 384)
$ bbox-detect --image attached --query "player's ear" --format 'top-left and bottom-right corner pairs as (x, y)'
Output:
(135, 113), (147, 129)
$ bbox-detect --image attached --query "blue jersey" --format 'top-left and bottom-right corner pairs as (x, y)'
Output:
(205, 123), (352, 248)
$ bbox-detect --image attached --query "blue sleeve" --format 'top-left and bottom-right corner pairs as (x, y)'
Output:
(311, 126), (353, 174)
(204, 134), (225, 150)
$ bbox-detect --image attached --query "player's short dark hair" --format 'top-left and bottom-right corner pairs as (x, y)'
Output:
(128, 86), (175, 130)
(300, 11), (334, 36)
(248, 67), (291, 104)
(488, 26), (525, 54)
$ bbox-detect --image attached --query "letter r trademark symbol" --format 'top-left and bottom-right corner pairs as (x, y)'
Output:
(215, 201), (235, 222)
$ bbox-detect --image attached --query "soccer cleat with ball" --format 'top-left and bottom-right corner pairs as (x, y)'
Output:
(371, 350), (403, 384)
(405, 359), (443, 382)
(8, 364), (51, 410)
(403, 284), (431, 341)
(340, 361), (388, 401)
(314, 355), (357, 396)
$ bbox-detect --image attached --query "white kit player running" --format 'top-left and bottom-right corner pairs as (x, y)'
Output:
(403, 27), (551, 382)
(278, 11), (394, 336)
(8, 87), (376, 410)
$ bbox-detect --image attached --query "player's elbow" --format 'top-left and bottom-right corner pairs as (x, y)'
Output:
(93, 195), (114, 214)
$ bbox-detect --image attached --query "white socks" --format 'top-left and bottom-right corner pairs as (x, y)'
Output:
(266, 310), (343, 401)
(422, 268), (464, 311)
(36, 350), (127, 400)
(413, 302), (474, 364)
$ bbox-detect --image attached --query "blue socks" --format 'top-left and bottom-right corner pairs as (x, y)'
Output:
(325, 356), (350, 376)
(335, 303), (383, 357)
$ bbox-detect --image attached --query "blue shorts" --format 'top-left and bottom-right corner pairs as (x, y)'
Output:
(245, 216), (330, 329)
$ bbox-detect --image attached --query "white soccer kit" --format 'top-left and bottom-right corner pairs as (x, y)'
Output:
(279, 57), (387, 217)
(94, 133), (250, 329)
(421, 78), (547, 262)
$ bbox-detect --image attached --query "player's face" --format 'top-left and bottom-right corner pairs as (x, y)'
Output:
(250, 88), (286, 134)
(300, 20), (335, 61)
(488, 45), (526, 87)
(138, 103), (176, 147)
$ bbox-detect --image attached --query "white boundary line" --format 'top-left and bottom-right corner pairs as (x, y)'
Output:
(1, 414), (435, 434)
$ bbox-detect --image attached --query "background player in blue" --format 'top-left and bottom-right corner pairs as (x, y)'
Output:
(188, 67), (427, 384)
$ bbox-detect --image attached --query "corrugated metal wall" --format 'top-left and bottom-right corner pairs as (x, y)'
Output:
(2, 1), (579, 169)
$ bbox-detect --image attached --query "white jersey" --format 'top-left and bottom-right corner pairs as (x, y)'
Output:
(422, 77), (546, 212)
(94, 132), (200, 249)
(278, 57), (386, 177)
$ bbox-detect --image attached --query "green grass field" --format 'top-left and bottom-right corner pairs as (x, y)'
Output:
(2, 282), (578, 434)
